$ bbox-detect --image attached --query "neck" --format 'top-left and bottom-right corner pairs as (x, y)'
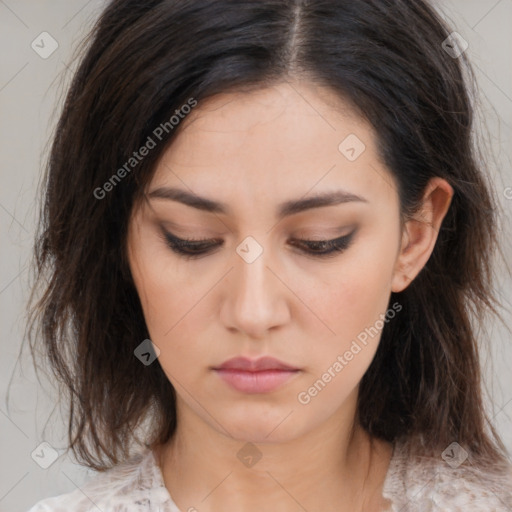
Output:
(157, 390), (393, 512)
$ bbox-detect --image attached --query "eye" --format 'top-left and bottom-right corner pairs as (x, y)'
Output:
(289, 231), (356, 258)
(160, 229), (356, 260)
(160, 230), (222, 260)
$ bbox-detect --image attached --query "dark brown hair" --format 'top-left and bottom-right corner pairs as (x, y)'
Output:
(25, 0), (511, 472)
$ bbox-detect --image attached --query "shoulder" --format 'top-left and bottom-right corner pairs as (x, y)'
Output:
(26, 448), (171, 512)
(383, 437), (512, 511)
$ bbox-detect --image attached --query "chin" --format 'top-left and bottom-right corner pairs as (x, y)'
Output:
(216, 406), (305, 444)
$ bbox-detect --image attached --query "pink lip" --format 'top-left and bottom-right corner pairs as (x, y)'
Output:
(215, 356), (299, 372)
(212, 356), (301, 394)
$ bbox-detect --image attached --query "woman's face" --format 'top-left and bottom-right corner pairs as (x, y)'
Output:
(127, 81), (407, 443)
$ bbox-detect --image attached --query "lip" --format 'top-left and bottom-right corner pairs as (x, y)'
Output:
(212, 356), (301, 394)
(214, 356), (300, 372)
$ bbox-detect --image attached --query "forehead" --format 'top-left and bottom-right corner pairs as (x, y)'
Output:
(149, 81), (397, 213)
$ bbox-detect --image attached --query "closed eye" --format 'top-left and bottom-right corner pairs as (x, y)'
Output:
(160, 229), (357, 260)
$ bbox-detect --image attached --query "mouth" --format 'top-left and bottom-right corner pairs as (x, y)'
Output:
(212, 356), (301, 394)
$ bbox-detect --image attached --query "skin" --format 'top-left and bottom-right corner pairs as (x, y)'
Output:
(126, 80), (454, 512)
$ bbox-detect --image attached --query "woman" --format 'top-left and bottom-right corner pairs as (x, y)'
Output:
(26, 0), (512, 510)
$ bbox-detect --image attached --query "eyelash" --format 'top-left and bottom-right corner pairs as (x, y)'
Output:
(161, 230), (356, 260)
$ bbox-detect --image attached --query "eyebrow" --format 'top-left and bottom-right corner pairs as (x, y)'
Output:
(147, 186), (368, 218)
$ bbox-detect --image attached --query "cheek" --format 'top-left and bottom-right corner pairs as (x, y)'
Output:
(133, 268), (209, 386)
(293, 251), (395, 410)
(129, 232), (207, 337)
(129, 247), (218, 378)
(300, 232), (397, 343)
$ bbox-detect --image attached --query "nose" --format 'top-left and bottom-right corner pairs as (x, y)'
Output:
(219, 240), (291, 339)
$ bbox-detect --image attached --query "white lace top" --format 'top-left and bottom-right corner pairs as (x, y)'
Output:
(26, 437), (512, 512)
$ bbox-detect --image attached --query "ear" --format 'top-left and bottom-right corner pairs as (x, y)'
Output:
(391, 177), (454, 293)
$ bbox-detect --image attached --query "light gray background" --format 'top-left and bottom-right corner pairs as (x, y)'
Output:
(1, 1), (511, 511)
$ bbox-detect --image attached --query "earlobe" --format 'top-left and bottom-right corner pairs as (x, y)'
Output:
(391, 177), (454, 293)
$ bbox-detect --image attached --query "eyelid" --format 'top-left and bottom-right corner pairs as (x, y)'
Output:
(160, 229), (221, 246)
(159, 226), (357, 260)
(160, 228), (352, 244)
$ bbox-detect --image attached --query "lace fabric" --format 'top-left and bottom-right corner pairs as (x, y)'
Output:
(26, 437), (512, 512)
